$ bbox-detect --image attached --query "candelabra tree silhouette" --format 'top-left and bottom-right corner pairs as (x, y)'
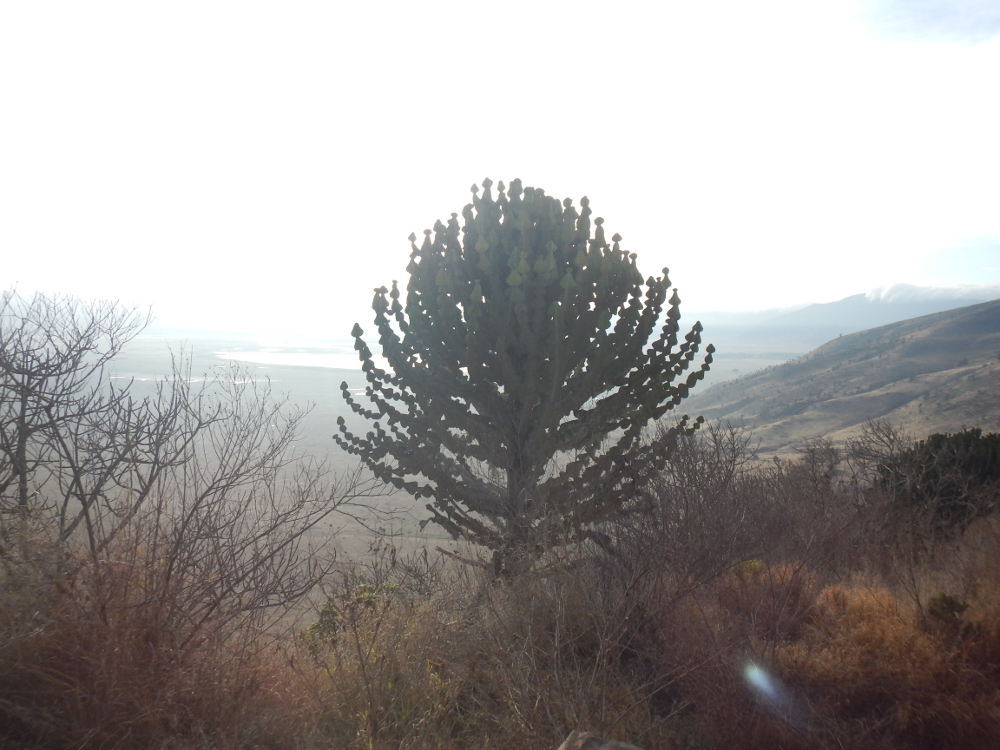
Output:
(335, 179), (713, 573)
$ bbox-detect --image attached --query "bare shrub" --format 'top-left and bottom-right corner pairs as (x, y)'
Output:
(607, 423), (765, 586)
(0, 545), (319, 749)
(0, 290), (384, 748)
(713, 561), (821, 643)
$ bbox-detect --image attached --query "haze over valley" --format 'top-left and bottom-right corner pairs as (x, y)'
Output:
(119, 282), (1000, 469)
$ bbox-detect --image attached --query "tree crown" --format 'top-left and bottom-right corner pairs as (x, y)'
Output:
(336, 179), (713, 560)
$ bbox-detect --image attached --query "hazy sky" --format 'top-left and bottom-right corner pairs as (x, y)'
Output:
(2, 0), (999, 340)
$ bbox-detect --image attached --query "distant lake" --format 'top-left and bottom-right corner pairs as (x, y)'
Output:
(108, 334), (381, 463)
(216, 348), (361, 370)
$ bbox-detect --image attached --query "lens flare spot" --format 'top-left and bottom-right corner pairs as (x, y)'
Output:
(744, 661), (777, 700)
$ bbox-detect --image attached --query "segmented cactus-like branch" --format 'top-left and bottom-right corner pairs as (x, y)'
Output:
(335, 179), (713, 559)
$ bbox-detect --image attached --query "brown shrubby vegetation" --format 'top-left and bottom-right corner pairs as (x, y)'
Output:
(2, 291), (999, 748)
(0, 291), (382, 748)
(289, 421), (999, 749)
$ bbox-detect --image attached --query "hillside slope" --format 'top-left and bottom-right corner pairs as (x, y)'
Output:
(685, 299), (1000, 454)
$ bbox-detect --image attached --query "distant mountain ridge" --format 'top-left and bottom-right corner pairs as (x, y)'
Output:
(685, 299), (1000, 454)
(696, 284), (1000, 356)
(760, 284), (1000, 332)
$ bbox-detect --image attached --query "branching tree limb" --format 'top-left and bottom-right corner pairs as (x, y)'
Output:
(335, 179), (713, 571)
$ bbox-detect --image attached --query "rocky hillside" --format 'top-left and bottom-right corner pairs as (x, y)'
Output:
(685, 299), (1000, 454)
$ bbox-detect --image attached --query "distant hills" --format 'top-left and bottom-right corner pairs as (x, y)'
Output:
(133, 284), (1000, 460)
(684, 298), (1000, 455)
(692, 284), (1000, 385)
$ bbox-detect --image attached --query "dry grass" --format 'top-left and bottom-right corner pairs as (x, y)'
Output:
(4, 532), (999, 749)
(776, 580), (1000, 749)
(3, 431), (1000, 749)
(296, 553), (698, 749)
(633, 565), (1000, 750)
(0, 546), (317, 750)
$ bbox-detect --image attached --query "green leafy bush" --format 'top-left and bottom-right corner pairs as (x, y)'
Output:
(877, 428), (1000, 529)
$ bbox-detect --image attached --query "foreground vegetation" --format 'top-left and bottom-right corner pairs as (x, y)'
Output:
(3, 412), (999, 748)
(2, 288), (999, 748)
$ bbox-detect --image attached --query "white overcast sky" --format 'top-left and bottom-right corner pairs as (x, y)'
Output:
(2, 0), (999, 340)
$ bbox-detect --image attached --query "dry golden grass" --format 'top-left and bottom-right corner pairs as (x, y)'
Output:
(776, 580), (1000, 749)
(623, 552), (1000, 750)
(295, 559), (699, 750)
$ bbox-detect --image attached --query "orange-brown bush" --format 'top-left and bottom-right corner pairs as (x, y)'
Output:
(776, 581), (1000, 749)
(603, 562), (1000, 750)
